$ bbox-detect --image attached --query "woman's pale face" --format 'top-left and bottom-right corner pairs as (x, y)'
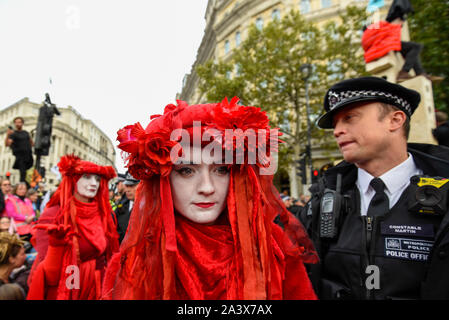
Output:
(76, 174), (100, 199)
(169, 147), (230, 224)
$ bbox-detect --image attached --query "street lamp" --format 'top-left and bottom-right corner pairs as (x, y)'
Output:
(300, 63), (313, 185)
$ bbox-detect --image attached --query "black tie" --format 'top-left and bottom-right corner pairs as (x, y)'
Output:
(367, 178), (389, 217)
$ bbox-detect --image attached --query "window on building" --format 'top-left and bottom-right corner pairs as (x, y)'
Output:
(321, 0), (332, 8)
(256, 17), (263, 30)
(235, 31), (241, 47)
(300, 0), (310, 13)
(224, 40), (230, 54)
(272, 9), (280, 21)
(235, 63), (241, 76)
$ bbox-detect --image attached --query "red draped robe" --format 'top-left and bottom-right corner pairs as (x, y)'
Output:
(27, 199), (110, 300)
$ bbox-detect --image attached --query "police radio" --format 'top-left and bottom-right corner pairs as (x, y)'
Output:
(408, 175), (449, 216)
(319, 173), (343, 239)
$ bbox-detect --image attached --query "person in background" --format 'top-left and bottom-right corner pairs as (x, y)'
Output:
(432, 110), (449, 147)
(115, 173), (126, 198)
(4, 117), (34, 184)
(300, 76), (449, 299)
(114, 172), (139, 244)
(26, 189), (40, 219)
(27, 155), (119, 300)
(1, 179), (12, 200)
(0, 217), (17, 235)
(281, 195), (292, 208)
(0, 283), (25, 300)
(113, 193), (121, 204)
(0, 232), (27, 298)
(288, 198), (304, 218)
(4, 182), (35, 237)
(34, 183), (46, 215)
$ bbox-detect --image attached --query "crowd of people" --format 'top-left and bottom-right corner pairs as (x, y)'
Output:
(0, 177), (46, 299)
(0, 74), (448, 301)
(0, 162), (143, 299)
(279, 191), (311, 218)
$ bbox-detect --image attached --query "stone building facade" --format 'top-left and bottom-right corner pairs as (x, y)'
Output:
(0, 97), (116, 187)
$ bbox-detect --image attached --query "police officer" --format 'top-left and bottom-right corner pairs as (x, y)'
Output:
(300, 76), (449, 300)
(114, 172), (140, 244)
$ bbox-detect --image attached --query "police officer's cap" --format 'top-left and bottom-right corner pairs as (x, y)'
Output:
(116, 173), (127, 182)
(123, 172), (140, 186)
(317, 76), (421, 129)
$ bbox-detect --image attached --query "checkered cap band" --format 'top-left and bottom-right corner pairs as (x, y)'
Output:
(327, 90), (412, 115)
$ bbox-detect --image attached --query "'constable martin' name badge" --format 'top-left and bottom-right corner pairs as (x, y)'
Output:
(380, 223), (434, 238)
(384, 237), (434, 262)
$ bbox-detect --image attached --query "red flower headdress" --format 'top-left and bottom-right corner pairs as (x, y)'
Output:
(117, 97), (280, 179)
(104, 98), (318, 300)
(57, 154), (116, 180)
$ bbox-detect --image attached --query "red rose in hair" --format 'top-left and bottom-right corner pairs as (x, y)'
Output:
(209, 97), (280, 168)
(117, 105), (183, 178)
(144, 132), (177, 165)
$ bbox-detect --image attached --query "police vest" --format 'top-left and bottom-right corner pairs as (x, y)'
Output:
(318, 185), (443, 300)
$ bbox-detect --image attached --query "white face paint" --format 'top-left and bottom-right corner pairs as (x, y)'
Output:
(169, 146), (230, 224)
(76, 174), (101, 199)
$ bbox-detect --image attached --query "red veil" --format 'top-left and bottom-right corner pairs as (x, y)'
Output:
(27, 155), (119, 300)
(102, 98), (318, 299)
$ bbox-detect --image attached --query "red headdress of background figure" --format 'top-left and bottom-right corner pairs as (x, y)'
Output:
(27, 155), (119, 300)
(102, 97), (318, 300)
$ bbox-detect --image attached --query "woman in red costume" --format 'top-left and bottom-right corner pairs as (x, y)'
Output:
(102, 97), (318, 300)
(27, 155), (119, 300)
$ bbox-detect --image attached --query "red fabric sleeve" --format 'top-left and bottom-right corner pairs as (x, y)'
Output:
(101, 252), (121, 300)
(41, 245), (65, 286)
(26, 263), (47, 300)
(283, 255), (317, 300)
(33, 206), (60, 263)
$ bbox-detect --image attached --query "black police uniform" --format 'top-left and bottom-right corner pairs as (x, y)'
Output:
(114, 172), (139, 244)
(114, 194), (131, 244)
(300, 143), (449, 299)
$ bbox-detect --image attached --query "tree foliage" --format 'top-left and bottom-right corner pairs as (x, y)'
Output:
(408, 0), (449, 113)
(196, 7), (368, 172)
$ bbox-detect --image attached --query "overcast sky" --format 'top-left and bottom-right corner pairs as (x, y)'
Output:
(0, 0), (208, 173)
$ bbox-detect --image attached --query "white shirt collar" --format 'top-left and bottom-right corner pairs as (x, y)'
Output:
(357, 153), (419, 196)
